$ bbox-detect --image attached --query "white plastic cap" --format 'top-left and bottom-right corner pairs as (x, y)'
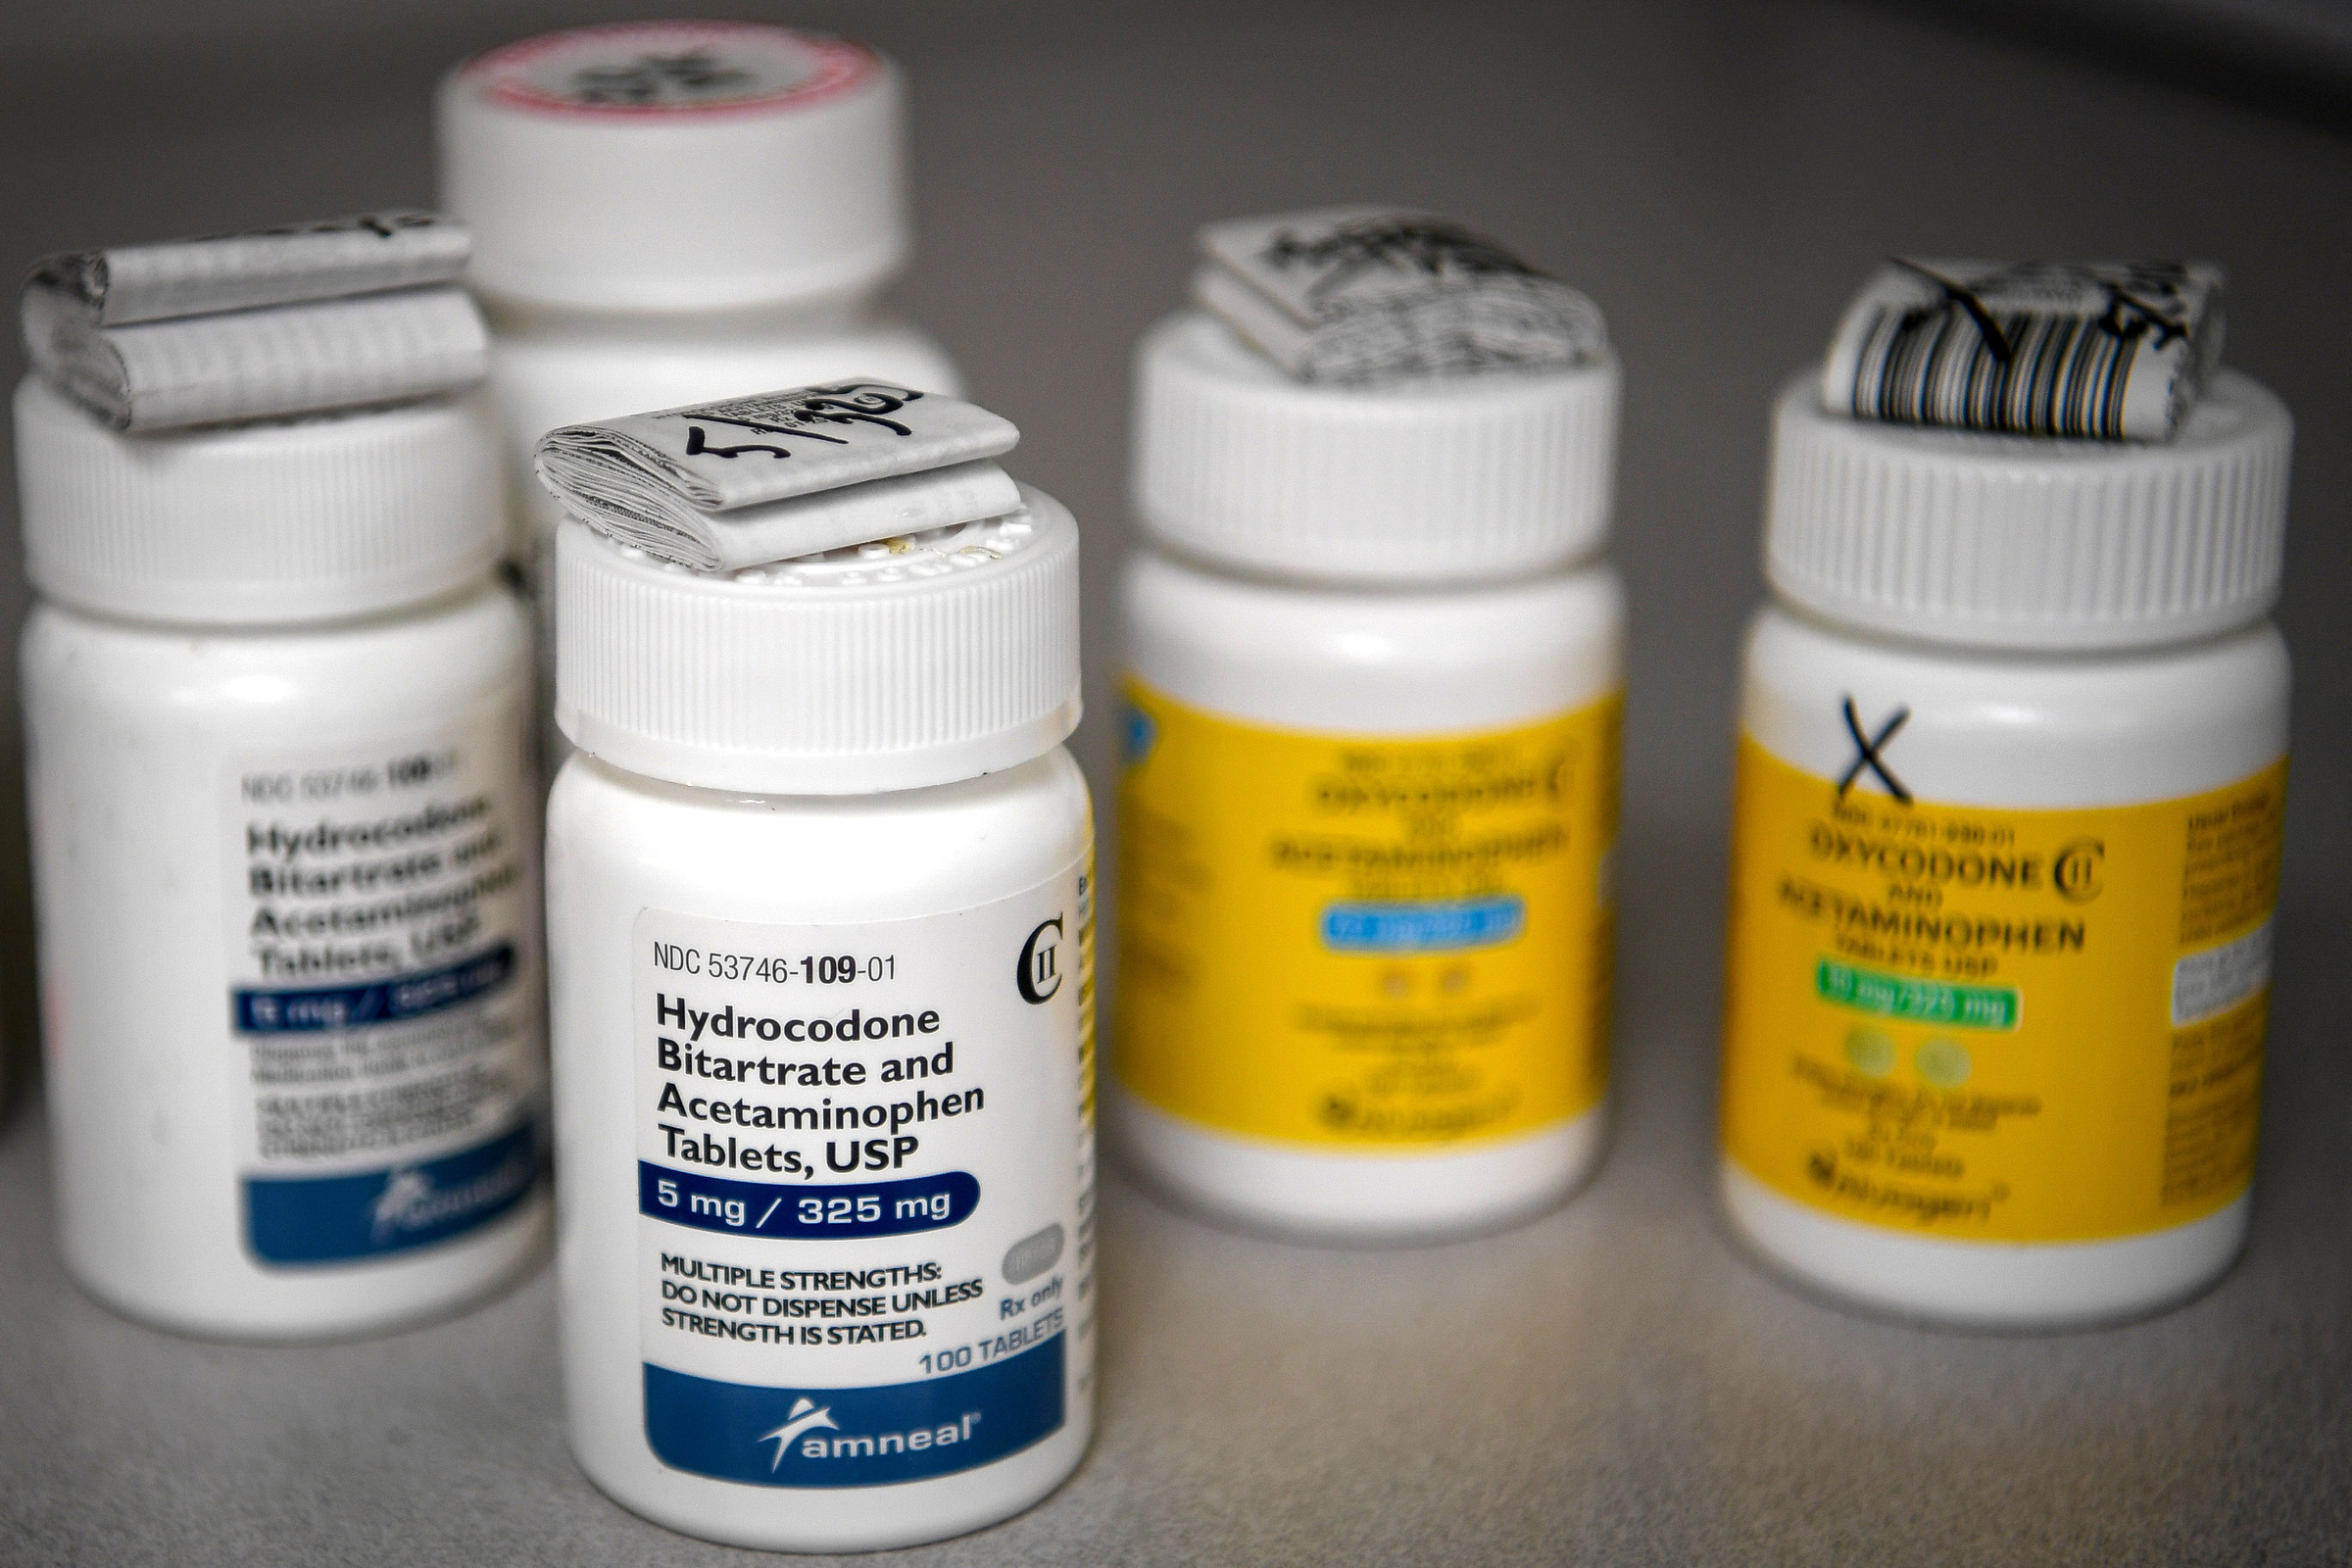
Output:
(438, 23), (906, 313)
(556, 487), (1080, 795)
(14, 375), (502, 625)
(1765, 367), (2293, 651)
(1130, 310), (1619, 586)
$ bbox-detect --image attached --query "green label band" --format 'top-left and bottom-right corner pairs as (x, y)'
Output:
(1815, 958), (2019, 1031)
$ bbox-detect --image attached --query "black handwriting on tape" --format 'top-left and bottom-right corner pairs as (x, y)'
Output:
(667, 384), (924, 461)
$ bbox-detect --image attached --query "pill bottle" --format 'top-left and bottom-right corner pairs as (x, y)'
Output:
(544, 500), (1095, 1550)
(1719, 369), (2293, 1329)
(1112, 311), (1625, 1243)
(436, 21), (963, 760)
(16, 376), (547, 1342)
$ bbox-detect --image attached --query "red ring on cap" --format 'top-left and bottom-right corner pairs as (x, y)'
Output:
(462, 22), (877, 121)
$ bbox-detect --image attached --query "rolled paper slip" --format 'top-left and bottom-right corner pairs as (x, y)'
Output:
(24, 212), (468, 327)
(1192, 205), (1608, 383)
(21, 285), (489, 432)
(535, 382), (1023, 571)
(1822, 259), (2226, 441)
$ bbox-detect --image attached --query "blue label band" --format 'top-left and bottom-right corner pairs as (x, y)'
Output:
(233, 943), (516, 1034)
(645, 1333), (1064, 1489)
(244, 1118), (539, 1265)
(641, 1162), (978, 1241)
(1120, 701), (1157, 765)
(1320, 896), (1526, 953)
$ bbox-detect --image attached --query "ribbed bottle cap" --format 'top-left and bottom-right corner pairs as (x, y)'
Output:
(1130, 310), (1618, 585)
(438, 23), (905, 313)
(1765, 368), (2292, 650)
(556, 486), (1080, 794)
(14, 375), (502, 625)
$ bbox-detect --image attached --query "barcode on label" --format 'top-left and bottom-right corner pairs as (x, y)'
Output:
(1845, 303), (2145, 438)
(1824, 260), (2223, 442)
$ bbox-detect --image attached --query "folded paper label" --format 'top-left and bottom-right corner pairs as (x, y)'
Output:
(24, 286), (487, 432)
(20, 213), (484, 431)
(1192, 205), (1608, 383)
(25, 212), (468, 326)
(534, 382), (1023, 571)
(1821, 259), (2225, 441)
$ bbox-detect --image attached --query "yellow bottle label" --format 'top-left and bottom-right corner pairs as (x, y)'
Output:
(1115, 679), (1620, 1149)
(1720, 737), (2285, 1243)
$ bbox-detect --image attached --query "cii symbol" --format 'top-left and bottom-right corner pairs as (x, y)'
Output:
(760, 1397), (840, 1472)
(1017, 917), (1064, 1004)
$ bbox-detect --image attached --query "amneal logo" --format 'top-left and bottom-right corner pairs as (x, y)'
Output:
(368, 1149), (534, 1242)
(760, 1398), (838, 1471)
(760, 1396), (982, 1470)
(371, 1169), (436, 1240)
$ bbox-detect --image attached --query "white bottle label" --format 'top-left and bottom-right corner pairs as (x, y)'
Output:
(632, 859), (1094, 1490)
(225, 701), (542, 1266)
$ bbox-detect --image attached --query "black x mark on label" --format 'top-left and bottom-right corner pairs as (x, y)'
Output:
(1837, 698), (1912, 804)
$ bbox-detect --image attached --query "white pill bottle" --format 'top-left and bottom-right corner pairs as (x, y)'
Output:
(1112, 312), (1625, 1242)
(16, 378), (547, 1341)
(545, 502), (1095, 1550)
(1720, 370), (2293, 1328)
(437, 22), (963, 757)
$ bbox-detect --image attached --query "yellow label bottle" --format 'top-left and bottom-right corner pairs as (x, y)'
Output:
(1723, 738), (2283, 1245)
(1720, 363), (2294, 1328)
(1119, 682), (1619, 1150)
(1114, 299), (1624, 1242)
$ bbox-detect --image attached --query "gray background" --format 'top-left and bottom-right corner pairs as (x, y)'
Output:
(1, 1), (2347, 1562)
